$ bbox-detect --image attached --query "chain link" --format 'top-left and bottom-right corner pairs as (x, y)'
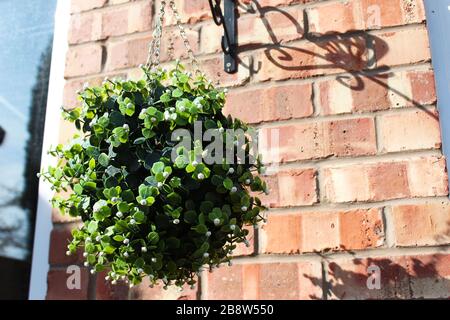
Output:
(146, 0), (202, 74)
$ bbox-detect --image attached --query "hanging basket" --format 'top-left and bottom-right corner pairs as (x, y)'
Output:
(40, 1), (267, 289)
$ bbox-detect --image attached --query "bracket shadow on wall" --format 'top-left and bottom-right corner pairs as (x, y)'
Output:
(208, 0), (237, 73)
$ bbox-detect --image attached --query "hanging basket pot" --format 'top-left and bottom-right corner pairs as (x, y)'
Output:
(40, 1), (267, 289)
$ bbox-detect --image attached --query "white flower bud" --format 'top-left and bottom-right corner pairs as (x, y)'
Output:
(151, 117), (157, 122)
(228, 168), (234, 174)
(163, 171), (169, 178)
(36, 173), (41, 178)
(90, 269), (95, 274)
(85, 237), (92, 243)
(230, 187), (237, 193)
(192, 160), (198, 166)
(205, 231), (211, 237)
(157, 182), (163, 188)
(65, 251), (71, 256)
(179, 106), (185, 112)
(170, 113), (177, 120)
(105, 276), (110, 281)
(123, 238), (129, 245)
(245, 179), (251, 185)
(219, 127), (224, 133)
(116, 212), (123, 218)
(151, 258), (157, 263)
(84, 261), (89, 267)
(137, 268), (144, 274)
(129, 283), (134, 288)
(111, 197), (119, 202)
(203, 252), (209, 258)
(141, 247), (147, 253)
(140, 199), (147, 206)
(111, 280), (117, 285)
(130, 219), (136, 225)
(223, 88), (229, 93)
(241, 206), (248, 212)
(123, 124), (129, 130)
(83, 252), (88, 258)
(213, 218), (221, 226)
(95, 236), (101, 242)
(173, 219), (180, 225)
(169, 107), (175, 112)
(123, 252), (129, 258)
(197, 173), (205, 180)
(121, 275), (126, 280)
(230, 224), (236, 231)
(98, 252), (104, 256)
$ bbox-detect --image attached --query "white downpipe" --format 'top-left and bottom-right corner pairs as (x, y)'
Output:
(28, 0), (70, 300)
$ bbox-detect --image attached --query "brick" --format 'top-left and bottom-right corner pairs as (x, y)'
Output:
(63, 76), (106, 107)
(327, 254), (450, 299)
(259, 118), (376, 163)
(101, 1), (152, 39)
(224, 83), (313, 124)
(65, 44), (103, 78)
(206, 262), (323, 300)
(96, 271), (129, 300)
(130, 277), (198, 300)
(259, 169), (318, 208)
(68, 12), (101, 44)
(261, 208), (384, 254)
(106, 35), (151, 71)
(307, 0), (424, 35)
(201, 7), (304, 54)
(49, 224), (83, 265)
(378, 110), (441, 153)
(323, 156), (448, 203)
(46, 267), (90, 300)
(318, 70), (436, 115)
(375, 26), (431, 67)
(254, 35), (368, 82)
(391, 203), (450, 247)
(71, 0), (106, 13)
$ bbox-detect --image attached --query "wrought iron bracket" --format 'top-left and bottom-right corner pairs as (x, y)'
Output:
(208, 0), (237, 74)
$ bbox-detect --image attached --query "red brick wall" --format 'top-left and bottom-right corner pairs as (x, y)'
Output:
(47, 0), (450, 299)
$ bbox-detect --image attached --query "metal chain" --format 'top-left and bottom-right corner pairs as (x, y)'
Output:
(145, 0), (202, 74)
(168, 0), (202, 74)
(146, 0), (166, 69)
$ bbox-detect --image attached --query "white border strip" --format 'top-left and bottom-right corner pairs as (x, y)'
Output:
(28, 0), (70, 300)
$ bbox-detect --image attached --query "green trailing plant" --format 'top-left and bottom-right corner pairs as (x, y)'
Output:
(40, 63), (267, 289)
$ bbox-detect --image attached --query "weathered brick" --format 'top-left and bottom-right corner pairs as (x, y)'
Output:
(71, 0), (106, 13)
(96, 271), (129, 300)
(65, 44), (103, 78)
(259, 168), (318, 208)
(318, 70), (436, 115)
(259, 118), (376, 163)
(160, 28), (200, 62)
(375, 26), (430, 67)
(378, 110), (441, 153)
(261, 208), (384, 254)
(46, 267), (90, 300)
(307, 0), (424, 35)
(68, 12), (101, 44)
(254, 35), (368, 82)
(164, 0), (211, 25)
(391, 203), (450, 247)
(327, 254), (450, 299)
(106, 36), (152, 71)
(206, 262), (323, 300)
(49, 223), (83, 265)
(323, 156), (448, 203)
(224, 83), (313, 124)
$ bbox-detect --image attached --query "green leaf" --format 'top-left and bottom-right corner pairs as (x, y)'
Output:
(167, 192), (182, 206)
(147, 231), (159, 244)
(133, 211), (146, 223)
(87, 221), (98, 233)
(151, 161), (165, 174)
(223, 178), (233, 190)
(192, 224), (208, 234)
(172, 88), (183, 98)
(113, 235), (125, 242)
(74, 184), (83, 195)
(98, 153), (110, 167)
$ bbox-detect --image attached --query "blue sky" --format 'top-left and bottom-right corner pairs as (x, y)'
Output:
(0, 0), (57, 259)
